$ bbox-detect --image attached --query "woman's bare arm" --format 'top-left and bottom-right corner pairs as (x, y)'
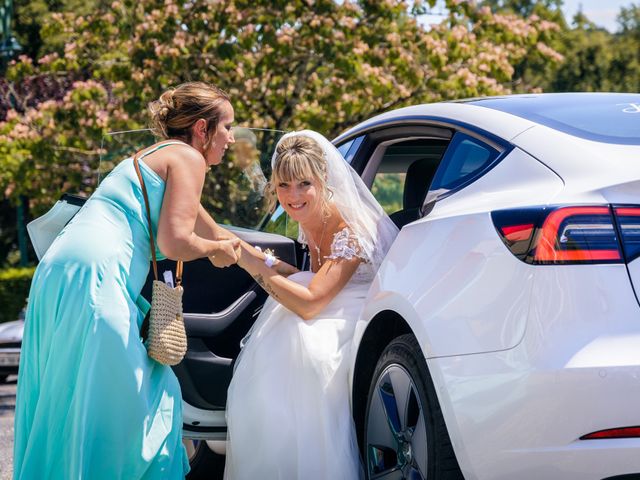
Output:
(197, 204), (299, 275)
(237, 243), (360, 320)
(230, 241), (299, 276)
(194, 204), (235, 241)
(155, 147), (240, 262)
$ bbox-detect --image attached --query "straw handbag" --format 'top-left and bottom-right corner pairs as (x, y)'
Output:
(134, 152), (188, 366)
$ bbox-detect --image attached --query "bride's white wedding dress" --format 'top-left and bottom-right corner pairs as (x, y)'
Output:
(224, 227), (372, 480)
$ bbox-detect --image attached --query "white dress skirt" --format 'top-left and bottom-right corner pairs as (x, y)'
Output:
(224, 267), (368, 479)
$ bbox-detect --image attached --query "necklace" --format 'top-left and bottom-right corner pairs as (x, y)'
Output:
(309, 219), (328, 268)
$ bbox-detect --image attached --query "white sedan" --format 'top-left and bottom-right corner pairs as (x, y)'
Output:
(334, 92), (640, 480)
(180, 93), (640, 480)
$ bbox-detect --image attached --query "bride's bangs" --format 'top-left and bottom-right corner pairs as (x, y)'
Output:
(273, 153), (317, 184)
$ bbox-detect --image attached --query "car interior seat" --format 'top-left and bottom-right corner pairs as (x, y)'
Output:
(389, 158), (439, 229)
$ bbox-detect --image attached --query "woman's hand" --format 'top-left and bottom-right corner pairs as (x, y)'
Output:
(210, 238), (241, 268)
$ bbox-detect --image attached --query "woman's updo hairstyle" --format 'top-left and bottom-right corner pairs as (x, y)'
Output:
(266, 135), (331, 214)
(148, 82), (230, 144)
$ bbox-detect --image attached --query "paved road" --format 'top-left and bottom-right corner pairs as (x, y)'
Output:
(0, 376), (16, 480)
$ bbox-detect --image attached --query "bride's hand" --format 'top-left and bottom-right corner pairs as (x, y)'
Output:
(210, 239), (241, 268)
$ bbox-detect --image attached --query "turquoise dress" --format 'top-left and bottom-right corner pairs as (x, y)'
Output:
(14, 143), (190, 479)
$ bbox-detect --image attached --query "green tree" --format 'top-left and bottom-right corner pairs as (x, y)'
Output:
(550, 6), (640, 92)
(480, 0), (567, 91)
(0, 0), (563, 263)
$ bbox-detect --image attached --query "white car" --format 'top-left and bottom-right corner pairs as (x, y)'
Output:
(31, 93), (640, 479)
(336, 93), (640, 480)
(0, 310), (24, 383)
(179, 93), (640, 480)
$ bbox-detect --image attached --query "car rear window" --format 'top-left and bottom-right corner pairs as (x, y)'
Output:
(468, 93), (640, 145)
(430, 133), (499, 193)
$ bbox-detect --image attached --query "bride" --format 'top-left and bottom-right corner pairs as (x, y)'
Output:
(222, 130), (398, 479)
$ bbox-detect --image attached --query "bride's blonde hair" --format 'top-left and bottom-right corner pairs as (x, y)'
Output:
(266, 135), (331, 214)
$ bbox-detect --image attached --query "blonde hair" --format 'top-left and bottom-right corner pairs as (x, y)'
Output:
(266, 135), (330, 213)
(148, 82), (230, 147)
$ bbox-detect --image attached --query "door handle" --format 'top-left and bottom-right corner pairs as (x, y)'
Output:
(183, 287), (258, 336)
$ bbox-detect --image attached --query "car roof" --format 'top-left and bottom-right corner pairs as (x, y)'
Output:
(335, 92), (640, 147)
(334, 101), (536, 145)
(463, 93), (640, 146)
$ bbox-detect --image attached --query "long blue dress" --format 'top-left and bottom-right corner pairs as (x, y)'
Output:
(14, 143), (190, 479)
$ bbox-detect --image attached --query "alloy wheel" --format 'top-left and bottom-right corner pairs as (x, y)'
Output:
(366, 364), (428, 479)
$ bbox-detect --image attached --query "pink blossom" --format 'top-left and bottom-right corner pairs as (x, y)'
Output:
(538, 20), (560, 32)
(536, 42), (564, 62)
(38, 52), (60, 65)
(341, 17), (357, 29)
(17, 55), (32, 66)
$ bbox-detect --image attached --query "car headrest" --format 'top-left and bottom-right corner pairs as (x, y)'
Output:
(403, 158), (439, 209)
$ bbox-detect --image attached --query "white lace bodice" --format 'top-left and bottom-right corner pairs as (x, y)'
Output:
(325, 227), (376, 284)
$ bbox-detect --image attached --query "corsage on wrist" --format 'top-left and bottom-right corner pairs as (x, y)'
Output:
(254, 246), (277, 268)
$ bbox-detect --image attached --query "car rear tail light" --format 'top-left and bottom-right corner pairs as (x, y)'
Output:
(491, 205), (638, 265)
(580, 426), (640, 440)
(536, 207), (621, 262)
(614, 207), (640, 263)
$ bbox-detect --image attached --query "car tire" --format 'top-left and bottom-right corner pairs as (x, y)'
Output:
(363, 334), (463, 480)
(183, 439), (225, 479)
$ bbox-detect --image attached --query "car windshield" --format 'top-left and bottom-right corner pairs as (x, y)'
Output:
(99, 128), (283, 230)
(467, 93), (640, 145)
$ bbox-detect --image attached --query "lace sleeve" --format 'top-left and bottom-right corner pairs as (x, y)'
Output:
(326, 227), (367, 262)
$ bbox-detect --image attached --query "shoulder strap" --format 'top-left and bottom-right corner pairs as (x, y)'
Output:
(138, 140), (188, 160)
(133, 150), (183, 284)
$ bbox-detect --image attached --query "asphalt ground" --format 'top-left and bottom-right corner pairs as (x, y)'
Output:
(0, 375), (16, 480)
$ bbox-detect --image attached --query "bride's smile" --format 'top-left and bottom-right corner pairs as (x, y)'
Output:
(276, 178), (321, 223)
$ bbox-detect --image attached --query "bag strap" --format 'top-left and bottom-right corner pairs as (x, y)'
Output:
(133, 150), (183, 285)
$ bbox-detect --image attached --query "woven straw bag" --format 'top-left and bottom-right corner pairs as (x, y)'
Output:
(134, 151), (188, 366)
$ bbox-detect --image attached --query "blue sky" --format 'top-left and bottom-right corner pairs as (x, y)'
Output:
(562, 0), (634, 31)
(420, 1), (635, 32)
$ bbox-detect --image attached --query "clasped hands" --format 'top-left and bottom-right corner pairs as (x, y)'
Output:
(210, 238), (242, 268)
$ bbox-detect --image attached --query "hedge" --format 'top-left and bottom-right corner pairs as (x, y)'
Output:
(0, 267), (35, 324)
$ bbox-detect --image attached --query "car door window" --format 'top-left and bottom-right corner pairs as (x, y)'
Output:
(426, 132), (500, 202)
(201, 127), (279, 229)
(99, 128), (283, 230)
(337, 135), (365, 164)
(369, 139), (449, 215)
(371, 172), (405, 215)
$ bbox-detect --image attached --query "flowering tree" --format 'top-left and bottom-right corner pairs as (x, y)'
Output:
(0, 0), (561, 225)
(550, 6), (640, 93)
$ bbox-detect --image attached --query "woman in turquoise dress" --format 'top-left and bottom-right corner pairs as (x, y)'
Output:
(14, 82), (239, 479)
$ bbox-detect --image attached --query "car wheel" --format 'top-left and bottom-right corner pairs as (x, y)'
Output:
(183, 439), (225, 479)
(364, 334), (463, 480)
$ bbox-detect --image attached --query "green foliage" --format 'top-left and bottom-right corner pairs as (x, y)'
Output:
(371, 173), (404, 215)
(0, 267), (34, 324)
(0, 201), (17, 263)
(0, 0), (568, 262)
(549, 6), (640, 92)
(0, 79), (138, 216)
(483, 1), (640, 93)
(263, 209), (300, 240)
